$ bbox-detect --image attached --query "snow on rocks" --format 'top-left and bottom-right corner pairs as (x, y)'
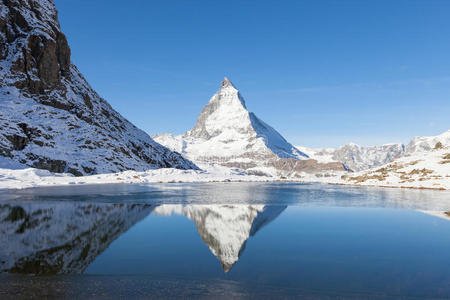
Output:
(339, 147), (450, 190)
(154, 78), (346, 176)
(297, 143), (405, 171)
(0, 0), (197, 175)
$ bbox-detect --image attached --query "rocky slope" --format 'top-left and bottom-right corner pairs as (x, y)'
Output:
(154, 78), (346, 176)
(0, 0), (197, 175)
(153, 204), (286, 272)
(340, 130), (450, 190)
(0, 201), (154, 275)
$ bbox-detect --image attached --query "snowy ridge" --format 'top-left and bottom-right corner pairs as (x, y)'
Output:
(297, 131), (450, 172)
(332, 143), (405, 171)
(298, 143), (405, 171)
(0, 0), (197, 175)
(406, 130), (450, 153)
(153, 204), (286, 272)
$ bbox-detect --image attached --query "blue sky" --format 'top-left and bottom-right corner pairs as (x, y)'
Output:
(55, 0), (450, 148)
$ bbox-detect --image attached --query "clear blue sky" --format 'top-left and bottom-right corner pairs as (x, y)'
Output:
(55, 0), (450, 148)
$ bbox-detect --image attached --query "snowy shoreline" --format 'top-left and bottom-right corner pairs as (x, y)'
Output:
(1, 165), (448, 192)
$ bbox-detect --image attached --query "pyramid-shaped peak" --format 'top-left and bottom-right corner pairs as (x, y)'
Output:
(220, 77), (236, 89)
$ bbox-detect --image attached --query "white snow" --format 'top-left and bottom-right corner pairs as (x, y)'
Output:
(418, 210), (450, 221)
(154, 78), (307, 168)
(337, 146), (450, 190)
(406, 130), (450, 153)
(1, 130), (449, 191)
(296, 143), (405, 171)
(0, 158), (274, 190)
(295, 146), (337, 163)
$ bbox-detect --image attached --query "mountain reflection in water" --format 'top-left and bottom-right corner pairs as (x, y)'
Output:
(0, 202), (285, 275)
(153, 205), (286, 272)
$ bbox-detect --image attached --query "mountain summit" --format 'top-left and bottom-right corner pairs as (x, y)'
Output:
(154, 78), (346, 176)
(0, 0), (197, 175)
(220, 77), (235, 89)
(184, 78), (307, 160)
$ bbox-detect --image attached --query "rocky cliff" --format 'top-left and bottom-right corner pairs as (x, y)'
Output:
(0, 0), (197, 175)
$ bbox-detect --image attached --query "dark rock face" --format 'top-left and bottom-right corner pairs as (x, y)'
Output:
(0, 0), (197, 175)
(2, 0), (70, 93)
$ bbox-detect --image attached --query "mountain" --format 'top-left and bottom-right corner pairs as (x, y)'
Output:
(298, 130), (450, 172)
(298, 143), (405, 171)
(0, 202), (154, 275)
(0, 0), (197, 175)
(153, 204), (286, 272)
(405, 130), (450, 153)
(154, 78), (346, 176)
(340, 130), (450, 190)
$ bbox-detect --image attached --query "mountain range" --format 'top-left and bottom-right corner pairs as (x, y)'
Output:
(298, 130), (450, 172)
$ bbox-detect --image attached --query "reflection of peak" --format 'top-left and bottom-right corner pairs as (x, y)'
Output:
(0, 203), (154, 275)
(250, 206), (286, 236)
(153, 204), (286, 272)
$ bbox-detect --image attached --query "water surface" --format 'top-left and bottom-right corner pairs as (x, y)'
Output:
(1, 183), (449, 299)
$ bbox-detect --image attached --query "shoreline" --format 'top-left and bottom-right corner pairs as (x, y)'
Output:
(0, 170), (448, 192)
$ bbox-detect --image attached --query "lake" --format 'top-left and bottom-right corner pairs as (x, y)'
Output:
(1, 183), (450, 299)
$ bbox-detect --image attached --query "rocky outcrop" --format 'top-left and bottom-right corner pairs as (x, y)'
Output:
(0, 0), (197, 175)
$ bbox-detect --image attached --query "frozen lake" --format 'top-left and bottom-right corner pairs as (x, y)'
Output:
(1, 183), (450, 299)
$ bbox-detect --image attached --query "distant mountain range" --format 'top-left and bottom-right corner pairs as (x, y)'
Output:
(298, 130), (450, 172)
(338, 130), (450, 190)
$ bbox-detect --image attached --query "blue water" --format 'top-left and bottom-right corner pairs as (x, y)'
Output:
(1, 183), (450, 299)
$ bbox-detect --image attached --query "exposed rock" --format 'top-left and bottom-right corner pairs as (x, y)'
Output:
(0, 0), (197, 175)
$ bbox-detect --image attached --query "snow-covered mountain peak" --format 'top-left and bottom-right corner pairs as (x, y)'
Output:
(185, 77), (248, 139)
(181, 78), (307, 161)
(220, 77), (235, 89)
(154, 79), (351, 176)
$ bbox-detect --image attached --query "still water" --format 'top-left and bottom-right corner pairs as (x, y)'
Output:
(1, 183), (450, 299)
